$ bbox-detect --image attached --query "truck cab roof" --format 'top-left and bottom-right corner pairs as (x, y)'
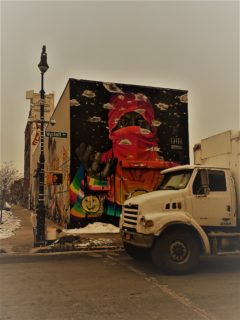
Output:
(161, 164), (230, 174)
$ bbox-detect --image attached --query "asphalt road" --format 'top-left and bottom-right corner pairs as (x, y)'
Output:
(0, 251), (240, 320)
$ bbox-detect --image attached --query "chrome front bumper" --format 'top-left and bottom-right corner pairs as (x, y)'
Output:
(120, 229), (154, 248)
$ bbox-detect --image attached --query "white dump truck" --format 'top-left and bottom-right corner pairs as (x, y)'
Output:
(120, 130), (240, 274)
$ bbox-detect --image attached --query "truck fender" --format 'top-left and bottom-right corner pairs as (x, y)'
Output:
(153, 213), (211, 254)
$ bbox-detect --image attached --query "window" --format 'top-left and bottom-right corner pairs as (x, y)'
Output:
(159, 169), (193, 190)
(192, 169), (226, 194)
(209, 170), (226, 191)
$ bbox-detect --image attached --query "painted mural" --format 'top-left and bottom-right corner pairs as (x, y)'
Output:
(46, 135), (70, 227)
(69, 80), (189, 227)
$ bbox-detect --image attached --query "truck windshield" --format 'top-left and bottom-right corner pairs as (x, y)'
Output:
(158, 169), (193, 190)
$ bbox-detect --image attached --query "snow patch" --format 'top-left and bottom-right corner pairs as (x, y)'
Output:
(5, 202), (12, 209)
(0, 210), (21, 239)
(62, 222), (119, 234)
(75, 238), (115, 248)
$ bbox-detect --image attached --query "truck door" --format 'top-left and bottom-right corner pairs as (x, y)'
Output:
(191, 169), (234, 226)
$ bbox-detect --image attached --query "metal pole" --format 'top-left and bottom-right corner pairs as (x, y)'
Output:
(35, 45), (49, 246)
(35, 72), (46, 244)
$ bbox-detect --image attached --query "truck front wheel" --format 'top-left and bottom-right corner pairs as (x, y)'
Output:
(151, 230), (200, 274)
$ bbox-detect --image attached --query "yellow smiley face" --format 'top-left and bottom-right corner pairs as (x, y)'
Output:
(81, 195), (101, 213)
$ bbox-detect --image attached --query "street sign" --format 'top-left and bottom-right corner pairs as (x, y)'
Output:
(45, 131), (67, 138)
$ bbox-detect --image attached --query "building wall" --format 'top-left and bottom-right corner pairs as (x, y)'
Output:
(24, 123), (31, 207)
(24, 90), (54, 209)
(44, 82), (71, 226)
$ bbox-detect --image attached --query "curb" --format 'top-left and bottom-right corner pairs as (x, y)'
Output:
(0, 235), (124, 256)
(32, 244), (124, 254)
(0, 248), (124, 260)
(33, 236), (124, 254)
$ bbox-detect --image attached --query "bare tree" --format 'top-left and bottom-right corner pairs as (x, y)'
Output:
(10, 178), (24, 205)
(0, 161), (22, 206)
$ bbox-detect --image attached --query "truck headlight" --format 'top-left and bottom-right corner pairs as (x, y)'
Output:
(140, 216), (154, 228)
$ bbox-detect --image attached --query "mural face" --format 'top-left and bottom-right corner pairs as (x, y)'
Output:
(69, 80), (189, 227)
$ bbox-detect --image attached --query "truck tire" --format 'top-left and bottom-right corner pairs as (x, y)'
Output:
(124, 242), (150, 260)
(151, 230), (200, 274)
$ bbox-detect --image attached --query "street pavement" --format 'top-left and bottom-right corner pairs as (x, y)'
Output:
(1, 251), (240, 320)
(1, 207), (240, 320)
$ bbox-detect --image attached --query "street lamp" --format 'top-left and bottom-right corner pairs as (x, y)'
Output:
(35, 45), (49, 246)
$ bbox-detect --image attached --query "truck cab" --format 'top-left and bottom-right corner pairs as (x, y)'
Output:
(159, 165), (237, 228)
(120, 130), (240, 274)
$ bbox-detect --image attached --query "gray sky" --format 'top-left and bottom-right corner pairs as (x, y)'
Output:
(1, 0), (239, 173)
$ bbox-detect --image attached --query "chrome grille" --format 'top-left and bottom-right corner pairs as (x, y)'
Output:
(122, 204), (139, 231)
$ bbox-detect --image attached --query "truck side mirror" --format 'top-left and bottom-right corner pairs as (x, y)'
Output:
(199, 169), (210, 196)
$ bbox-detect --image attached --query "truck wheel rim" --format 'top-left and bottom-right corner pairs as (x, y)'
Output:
(169, 240), (190, 263)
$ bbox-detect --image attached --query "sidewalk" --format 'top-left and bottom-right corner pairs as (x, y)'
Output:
(0, 205), (59, 254)
(0, 206), (123, 255)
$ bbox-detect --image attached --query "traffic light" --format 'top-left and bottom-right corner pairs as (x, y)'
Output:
(52, 173), (63, 185)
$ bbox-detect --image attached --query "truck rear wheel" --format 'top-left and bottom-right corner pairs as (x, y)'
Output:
(151, 230), (200, 274)
(124, 242), (150, 260)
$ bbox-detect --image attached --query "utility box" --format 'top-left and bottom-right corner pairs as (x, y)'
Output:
(45, 227), (57, 241)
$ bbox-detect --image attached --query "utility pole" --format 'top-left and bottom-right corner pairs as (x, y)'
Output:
(35, 45), (49, 246)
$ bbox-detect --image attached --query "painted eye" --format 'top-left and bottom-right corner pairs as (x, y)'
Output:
(119, 119), (129, 127)
(137, 119), (145, 126)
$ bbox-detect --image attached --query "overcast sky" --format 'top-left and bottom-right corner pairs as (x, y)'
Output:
(1, 0), (239, 173)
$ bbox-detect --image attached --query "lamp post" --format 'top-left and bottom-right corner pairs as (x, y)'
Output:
(35, 45), (49, 245)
